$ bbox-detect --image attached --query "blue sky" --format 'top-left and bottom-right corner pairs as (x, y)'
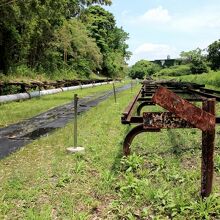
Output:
(105, 0), (220, 65)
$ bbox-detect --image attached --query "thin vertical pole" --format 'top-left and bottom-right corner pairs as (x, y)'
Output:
(113, 82), (116, 103)
(74, 94), (78, 148)
(131, 80), (133, 92)
(201, 98), (215, 197)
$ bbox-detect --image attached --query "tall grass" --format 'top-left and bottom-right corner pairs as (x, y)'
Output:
(177, 70), (220, 87)
(155, 65), (191, 77)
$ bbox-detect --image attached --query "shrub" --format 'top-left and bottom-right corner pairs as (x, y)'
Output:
(129, 60), (161, 79)
(156, 65), (191, 77)
(190, 57), (208, 74)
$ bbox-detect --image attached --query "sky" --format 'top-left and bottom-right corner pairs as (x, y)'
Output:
(105, 0), (220, 65)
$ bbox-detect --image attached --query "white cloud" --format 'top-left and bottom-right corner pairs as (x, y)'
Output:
(123, 5), (220, 32)
(129, 43), (177, 65)
(134, 43), (171, 54)
(172, 9), (220, 32)
(124, 6), (172, 26)
(137, 6), (171, 24)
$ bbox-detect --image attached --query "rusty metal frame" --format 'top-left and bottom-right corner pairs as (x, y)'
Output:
(121, 80), (220, 197)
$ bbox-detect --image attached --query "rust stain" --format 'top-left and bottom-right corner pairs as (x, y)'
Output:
(143, 112), (194, 129)
(152, 86), (215, 131)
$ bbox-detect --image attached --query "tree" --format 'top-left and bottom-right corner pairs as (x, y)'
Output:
(0, 0), (111, 74)
(52, 19), (103, 76)
(207, 39), (220, 70)
(180, 48), (208, 74)
(81, 6), (130, 77)
(129, 60), (161, 79)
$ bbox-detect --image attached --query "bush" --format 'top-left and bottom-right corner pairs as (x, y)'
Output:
(156, 65), (191, 77)
(190, 57), (208, 74)
(129, 60), (161, 79)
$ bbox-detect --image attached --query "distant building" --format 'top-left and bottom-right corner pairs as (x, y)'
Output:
(151, 58), (182, 68)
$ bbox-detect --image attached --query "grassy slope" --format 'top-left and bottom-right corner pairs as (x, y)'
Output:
(162, 70), (220, 88)
(0, 82), (125, 127)
(1, 85), (220, 219)
(0, 70), (106, 82)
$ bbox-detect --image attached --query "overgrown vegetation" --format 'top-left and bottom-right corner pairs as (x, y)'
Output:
(1, 86), (220, 219)
(129, 60), (161, 79)
(0, 0), (130, 79)
(156, 64), (191, 77)
(170, 71), (220, 88)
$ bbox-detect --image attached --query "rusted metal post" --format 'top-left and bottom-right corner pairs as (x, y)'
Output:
(201, 99), (216, 197)
(66, 94), (85, 154)
(74, 94), (78, 147)
(113, 82), (117, 103)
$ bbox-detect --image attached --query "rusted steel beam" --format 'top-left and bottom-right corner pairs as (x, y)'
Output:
(152, 87), (215, 131)
(138, 97), (205, 102)
(123, 124), (160, 156)
(142, 80), (205, 89)
(200, 88), (220, 95)
(142, 90), (191, 95)
(201, 99), (215, 198)
(121, 88), (142, 123)
(143, 112), (194, 129)
(123, 116), (220, 125)
(189, 89), (220, 101)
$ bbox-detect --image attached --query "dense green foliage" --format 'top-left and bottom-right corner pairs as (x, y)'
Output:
(180, 48), (208, 74)
(0, 0), (130, 78)
(81, 6), (130, 77)
(207, 39), (220, 71)
(129, 60), (161, 79)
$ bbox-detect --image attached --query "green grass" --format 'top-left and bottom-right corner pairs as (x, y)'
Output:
(0, 81), (125, 127)
(0, 84), (220, 219)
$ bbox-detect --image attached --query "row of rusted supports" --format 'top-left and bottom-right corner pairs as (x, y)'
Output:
(0, 78), (117, 95)
(121, 80), (220, 197)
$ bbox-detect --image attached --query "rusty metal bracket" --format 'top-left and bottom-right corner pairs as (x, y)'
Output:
(123, 124), (160, 156)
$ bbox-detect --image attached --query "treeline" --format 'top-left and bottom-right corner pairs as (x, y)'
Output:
(129, 39), (220, 78)
(0, 0), (130, 78)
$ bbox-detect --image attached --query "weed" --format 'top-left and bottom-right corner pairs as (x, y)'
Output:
(101, 170), (115, 189)
(74, 160), (85, 174)
(214, 154), (220, 173)
(188, 194), (220, 219)
(120, 153), (144, 173)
